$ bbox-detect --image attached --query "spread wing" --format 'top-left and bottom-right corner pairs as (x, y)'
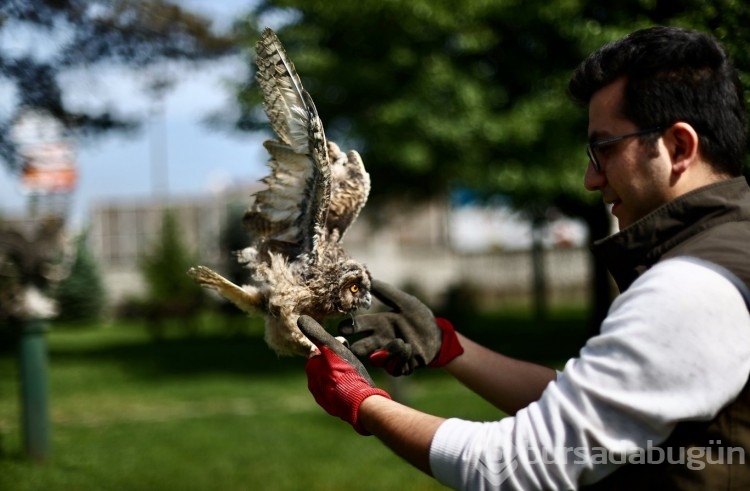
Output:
(327, 141), (370, 239)
(245, 27), (331, 256)
(246, 27), (370, 256)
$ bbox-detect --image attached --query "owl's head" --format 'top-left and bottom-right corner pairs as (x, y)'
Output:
(334, 259), (372, 313)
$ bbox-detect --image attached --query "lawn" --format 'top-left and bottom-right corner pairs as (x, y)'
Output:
(0, 309), (586, 490)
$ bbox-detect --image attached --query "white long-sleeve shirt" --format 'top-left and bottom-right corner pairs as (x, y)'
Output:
(429, 257), (750, 490)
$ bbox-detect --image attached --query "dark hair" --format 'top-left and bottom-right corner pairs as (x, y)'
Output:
(568, 26), (748, 176)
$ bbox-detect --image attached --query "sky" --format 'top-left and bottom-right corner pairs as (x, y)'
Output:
(0, 0), (267, 228)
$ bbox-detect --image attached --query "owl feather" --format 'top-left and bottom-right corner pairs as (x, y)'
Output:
(188, 28), (372, 357)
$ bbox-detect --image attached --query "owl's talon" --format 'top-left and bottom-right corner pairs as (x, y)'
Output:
(187, 265), (221, 289)
(335, 336), (350, 348)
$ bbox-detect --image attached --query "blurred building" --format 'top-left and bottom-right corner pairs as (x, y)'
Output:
(87, 186), (591, 309)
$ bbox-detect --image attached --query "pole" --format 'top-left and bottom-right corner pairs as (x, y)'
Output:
(18, 317), (51, 462)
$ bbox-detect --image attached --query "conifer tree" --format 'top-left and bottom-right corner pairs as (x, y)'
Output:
(55, 232), (107, 322)
(140, 210), (202, 305)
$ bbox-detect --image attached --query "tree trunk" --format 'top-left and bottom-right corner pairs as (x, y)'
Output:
(582, 201), (614, 337)
(554, 196), (615, 338)
(531, 218), (548, 321)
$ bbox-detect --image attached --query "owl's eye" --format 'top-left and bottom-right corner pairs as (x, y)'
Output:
(349, 284), (359, 293)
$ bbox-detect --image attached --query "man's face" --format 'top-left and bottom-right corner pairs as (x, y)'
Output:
(584, 78), (671, 230)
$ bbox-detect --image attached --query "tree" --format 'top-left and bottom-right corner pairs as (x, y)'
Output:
(0, 0), (237, 172)
(54, 232), (107, 322)
(233, 2), (586, 204)
(139, 210), (205, 338)
(230, 0), (750, 330)
(140, 210), (201, 304)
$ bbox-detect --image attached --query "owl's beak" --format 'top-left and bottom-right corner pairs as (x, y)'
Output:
(361, 292), (372, 309)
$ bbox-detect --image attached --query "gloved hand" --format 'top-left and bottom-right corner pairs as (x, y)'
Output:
(298, 315), (391, 435)
(339, 280), (464, 376)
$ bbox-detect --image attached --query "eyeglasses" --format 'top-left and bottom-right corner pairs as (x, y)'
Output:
(586, 126), (664, 172)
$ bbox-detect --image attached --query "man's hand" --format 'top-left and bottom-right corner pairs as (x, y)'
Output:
(298, 315), (391, 435)
(339, 280), (464, 376)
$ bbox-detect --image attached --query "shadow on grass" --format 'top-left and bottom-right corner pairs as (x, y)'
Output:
(14, 306), (591, 381)
(50, 333), (307, 379)
(43, 314), (309, 380)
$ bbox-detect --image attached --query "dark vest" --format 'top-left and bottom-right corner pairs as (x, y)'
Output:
(584, 177), (750, 490)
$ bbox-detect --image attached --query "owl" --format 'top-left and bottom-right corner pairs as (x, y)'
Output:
(188, 27), (372, 357)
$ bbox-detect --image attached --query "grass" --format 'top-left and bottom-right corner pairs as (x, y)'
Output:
(0, 308), (587, 490)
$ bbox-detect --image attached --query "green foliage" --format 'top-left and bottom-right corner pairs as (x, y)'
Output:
(139, 210), (203, 305)
(233, 0), (750, 211)
(234, 0), (602, 208)
(54, 232), (107, 323)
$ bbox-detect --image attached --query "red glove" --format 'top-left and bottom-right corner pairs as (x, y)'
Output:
(367, 317), (464, 373)
(429, 317), (465, 367)
(298, 315), (391, 435)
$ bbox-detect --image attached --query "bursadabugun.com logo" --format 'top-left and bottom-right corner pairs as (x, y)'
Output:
(477, 440), (745, 487)
(476, 441), (519, 486)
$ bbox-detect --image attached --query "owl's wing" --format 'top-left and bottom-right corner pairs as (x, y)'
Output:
(326, 141), (370, 240)
(246, 28), (331, 256)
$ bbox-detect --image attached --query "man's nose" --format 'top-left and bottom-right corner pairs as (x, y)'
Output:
(584, 161), (606, 191)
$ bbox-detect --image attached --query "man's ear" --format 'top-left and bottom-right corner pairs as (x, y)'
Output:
(664, 121), (700, 175)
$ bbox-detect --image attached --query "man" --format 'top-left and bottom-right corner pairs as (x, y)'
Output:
(298, 26), (750, 489)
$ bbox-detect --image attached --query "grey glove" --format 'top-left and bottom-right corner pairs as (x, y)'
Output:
(339, 280), (463, 376)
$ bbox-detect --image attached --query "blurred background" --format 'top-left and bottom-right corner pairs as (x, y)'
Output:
(1, 1), (749, 489)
